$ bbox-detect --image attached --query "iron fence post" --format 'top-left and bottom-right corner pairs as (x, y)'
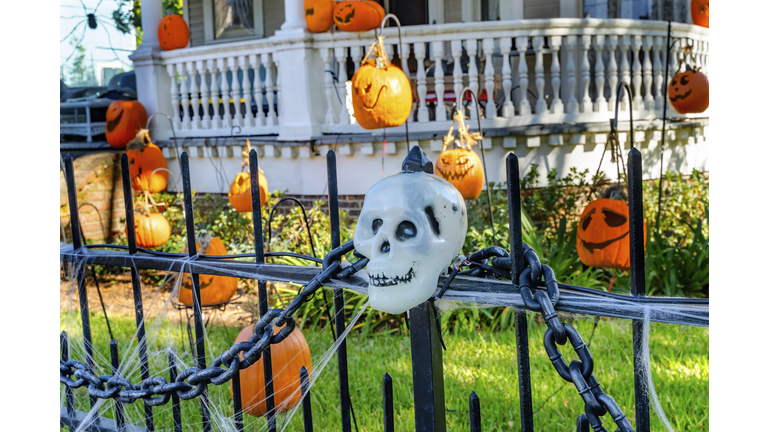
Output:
(109, 340), (126, 432)
(383, 373), (394, 432)
(409, 301), (447, 432)
(61, 331), (76, 431)
(300, 366), (314, 432)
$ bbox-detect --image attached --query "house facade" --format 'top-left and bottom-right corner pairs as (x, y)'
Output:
(130, 0), (708, 198)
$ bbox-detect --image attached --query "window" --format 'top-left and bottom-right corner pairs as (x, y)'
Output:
(214, 0), (256, 40)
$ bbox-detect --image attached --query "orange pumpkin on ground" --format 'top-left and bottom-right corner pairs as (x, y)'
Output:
(305, 0), (335, 33)
(230, 324), (312, 417)
(435, 148), (484, 200)
(134, 212), (171, 248)
(158, 14), (190, 51)
(333, 0), (384, 32)
(691, 0), (709, 28)
(351, 43), (412, 130)
(668, 68), (709, 114)
(106, 100), (148, 149)
(228, 171), (268, 212)
(179, 237), (239, 306)
(576, 193), (647, 270)
(127, 130), (168, 193)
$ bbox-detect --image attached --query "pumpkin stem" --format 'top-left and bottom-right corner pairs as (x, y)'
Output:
(127, 129), (152, 152)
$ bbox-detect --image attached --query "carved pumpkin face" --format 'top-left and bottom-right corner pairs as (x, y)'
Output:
(305, 0), (335, 33)
(435, 148), (484, 200)
(691, 0), (709, 28)
(333, 0), (384, 32)
(179, 237), (239, 306)
(352, 59), (412, 130)
(158, 14), (189, 51)
(228, 171), (268, 212)
(127, 130), (168, 193)
(668, 69), (709, 114)
(105, 100), (148, 149)
(133, 212), (171, 249)
(576, 198), (646, 270)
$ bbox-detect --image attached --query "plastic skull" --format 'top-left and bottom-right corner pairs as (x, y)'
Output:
(354, 146), (468, 314)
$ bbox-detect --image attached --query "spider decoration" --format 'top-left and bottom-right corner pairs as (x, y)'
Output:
(60, 1), (129, 67)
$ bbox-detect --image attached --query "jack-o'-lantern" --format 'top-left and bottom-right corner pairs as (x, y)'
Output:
(305, 0), (335, 33)
(158, 14), (189, 51)
(436, 148), (484, 199)
(576, 188), (646, 270)
(228, 170), (268, 212)
(333, 0), (384, 32)
(179, 236), (238, 306)
(351, 38), (412, 129)
(133, 212), (171, 249)
(127, 129), (168, 193)
(691, 0), (709, 28)
(106, 100), (148, 149)
(230, 323), (311, 417)
(668, 67), (709, 114)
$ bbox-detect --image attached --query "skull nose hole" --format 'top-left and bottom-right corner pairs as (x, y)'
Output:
(380, 241), (390, 254)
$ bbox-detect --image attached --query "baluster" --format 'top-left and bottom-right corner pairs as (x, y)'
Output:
(403, 43), (416, 123)
(212, 59), (224, 129)
(240, 55), (254, 127)
(167, 63), (181, 130)
(252, 55), (265, 126)
(187, 61), (200, 129)
(532, 36), (546, 114)
(642, 36), (654, 111)
(262, 53), (277, 126)
(432, 41), (447, 121)
(564, 35), (577, 114)
(701, 41), (709, 75)
(415, 42), (429, 122)
(653, 36), (664, 111)
(500, 38), (514, 117)
(631, 35), (643, 109)
(218, 57), (233, 129)
(516, 36), (531, 115)
(606, 35), (619, 113)
(334, 47), (350, 125)
(229, 57), (242, 126)
(467, 39), (480, 116)
(579, 35), (592, 113)
(550, 36), (563, 114)
(593, 35), (607, 112)
(274, 58), (281, 122)
(482, 38), (497, 119)
(353, 46), (363, 74)
(619, 35), (631, 111)
(321, 48), (336, 125)
(198, 60), (211, 129)
(179, 63), (190, 129)
(451, 40), (464, 114)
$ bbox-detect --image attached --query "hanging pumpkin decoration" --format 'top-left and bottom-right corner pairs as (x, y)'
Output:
(690, 0), (709, 28)
(668, 66), (709, 114)
(351, 37), (412, 129)
(127, 129), (169, 193)
(305, 0), (335, 33)
(158, 14), (190, 51)
(133, 212), (171, 248)
(435, 111), (485, 199)
(333, 0), (384, 32)
(106, 100), (148, 149)
(179, 235), (239, 306)
(230, 323), (312, 417)
(228, 139), (269, 212)
(576, 187), (646, 270)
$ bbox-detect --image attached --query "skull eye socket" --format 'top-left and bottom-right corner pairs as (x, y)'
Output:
(395, 220), (417, 241)
(680, 75), (689, 86)
(372, 218), (383, 234)
(581, 209), (595, 231)
(603, 209), (627, 227)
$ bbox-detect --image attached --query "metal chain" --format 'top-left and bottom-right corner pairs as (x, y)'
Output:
(516, 243), (634, 432)
(60, 242), (367, 406)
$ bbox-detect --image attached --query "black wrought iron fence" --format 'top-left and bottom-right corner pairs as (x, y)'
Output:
(60, 144), (708, 432)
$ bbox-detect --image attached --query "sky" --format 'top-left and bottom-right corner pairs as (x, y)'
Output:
(60, 0), (138, 84)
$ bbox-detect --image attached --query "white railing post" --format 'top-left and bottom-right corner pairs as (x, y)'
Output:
(321, 48), (336, 125)
(167, 63), (181, 130)
(451, 40), (464, 114)
(218, 58), (232, 129)
(334, 47), (350, 125)
(180, 63), (190, 130)
(593, 35), (607, 113)
(516, 36), (531, 115)
(197, 60), (211, 129)
(467, 39), (480, 116)
(415, 42), (429, 123)
(262, 53), (277, 126)
(564, 35), (577, 114)
(579, 35), (592, 114)
(211, 60), (223, 129)
(642, 36), (654, 111)
(433, 41), (447, 122)
(607, 35), (619, 113)
(653, 36), (664, 112)
(483, 37), (497, 119)
(631, 35), (643, 110)
(187, 61), (200, 130)
(619, 35), (631, 111)
(500, 37), (515, 117)
(252, 54), (265, 127)
(230, 57), (242, 127)
(532, 36), (547, 115)
(550, 36), (563, 114)
(240, 55), (254, 127)
(275, 58), (282, 120)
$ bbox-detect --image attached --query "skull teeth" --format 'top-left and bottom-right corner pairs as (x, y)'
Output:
(370, 268), (415, 287)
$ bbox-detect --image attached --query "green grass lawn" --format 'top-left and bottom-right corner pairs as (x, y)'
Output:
(61, 307), (708, 431)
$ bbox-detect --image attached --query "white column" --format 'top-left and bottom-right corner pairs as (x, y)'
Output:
(564, 35), (577, 114)
(516, 36), (531, 116)
(281, 0), (307, 30)
(187, 61), (200, 129)
(500, 38), (514, 118)
(533, 36), (546, 115)
(467, 40), (480, 117)
(138, 0), (163, 49)
(549, 36), (563, 115)
(642, 36), (654, 111)
(579, 35), (592, 114)
(433, 41), (447, 122)
(606, 35), (619, 113)
(415, 42), (429, 123)
(451, 40), (464, 114)
(483, 38), (497, 119)
(631, 35), (643, 110)
(593, 35), (607, 113)
(334, 47), (350, 125)
(240, 55), (254, 127)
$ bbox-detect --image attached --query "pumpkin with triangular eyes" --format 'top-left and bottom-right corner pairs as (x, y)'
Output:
(435, 148), (484, 199)
(576, 197), (646, 270)
(668, 68), (709, 114)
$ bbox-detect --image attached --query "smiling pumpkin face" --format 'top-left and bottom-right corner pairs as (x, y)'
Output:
(105, 100), (148, 149)
(435, 148), (484, 199)
(576, 198), (646, 270)
(332, 0), (384, 32)
(351, 59), (412, 130)
(668, 69), (709, 114)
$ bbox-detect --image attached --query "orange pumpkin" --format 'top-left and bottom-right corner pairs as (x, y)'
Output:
(668, 68), (709, 114)
(305, 0), (335, 33)
(228, 171), (268, 212)
(158, 14), (190, 51)
(351, 45), (412, 130)
(230, 323), (311, 417)
(106, 100), (148, 149)
(435, 148), (484, 199)
(133, 212), (171, 248)
(691, 0), (709, 28)
(576, 197), (647, 270)
(127, 130), (168, 193)
(333, 0), (384, 32)
(179, 237), (238, 306)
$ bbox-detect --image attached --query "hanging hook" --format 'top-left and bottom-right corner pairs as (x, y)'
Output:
(378, 13), (410, 150)
(230, 125), (250, 143)
(612, 82), (634, 150)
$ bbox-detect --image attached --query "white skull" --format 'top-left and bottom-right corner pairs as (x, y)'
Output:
(354, 147), (468, 314)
